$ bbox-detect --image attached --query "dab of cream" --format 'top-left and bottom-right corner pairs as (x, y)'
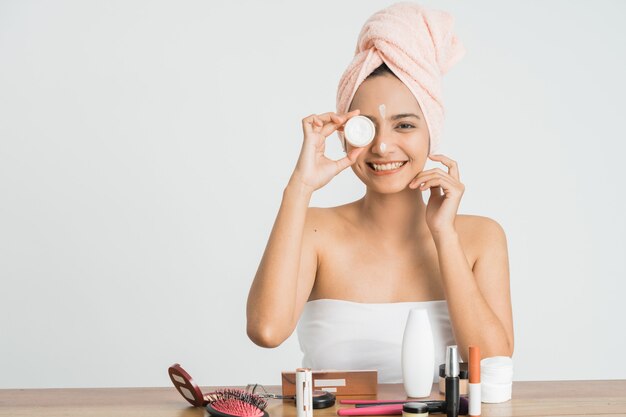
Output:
(379, 142), (387, 153)
(378, 103), (386, 119)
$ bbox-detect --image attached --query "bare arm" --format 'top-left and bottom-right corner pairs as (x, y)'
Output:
(246, 111), (364, 348)
(433, 218), (514, 360)
(410, 154), (514, 360)
(246, 183), (317, 347)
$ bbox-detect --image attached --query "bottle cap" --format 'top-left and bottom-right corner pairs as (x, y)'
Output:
(343, 115), (375, 147)
(445, 345), (459, 377)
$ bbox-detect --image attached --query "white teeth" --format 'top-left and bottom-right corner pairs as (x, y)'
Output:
(371, 161), (405, 171)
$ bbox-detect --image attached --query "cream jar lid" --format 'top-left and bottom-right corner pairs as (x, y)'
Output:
(403, 402), (429, 414)
(343, 115), (375, 147)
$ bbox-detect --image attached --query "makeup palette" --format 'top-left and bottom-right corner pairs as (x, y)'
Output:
(168, 363), (207, 407)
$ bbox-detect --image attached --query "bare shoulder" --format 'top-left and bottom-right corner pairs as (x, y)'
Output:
(455, 215), (508, 265)
(306, 202), (358, 226)
(456, 214), (506, 242)
(303, 203), (357, 241)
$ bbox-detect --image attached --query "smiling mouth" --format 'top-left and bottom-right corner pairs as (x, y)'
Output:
(366, 161), (408, 172)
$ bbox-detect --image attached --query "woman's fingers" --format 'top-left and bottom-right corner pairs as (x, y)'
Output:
(409, 169), (464, 197)
(409, 168), (451, 189)
(320, 110), (360, 137)
(312, 115), (324, 133)
(334, 147), (365, 173)
(336, 110), (360, 133)
(296, 111), (365, 192)
(418, 176), (454, 192)
(428, 154), (460, 180)
(301, 114), (317, 135)
(302, 110), (361, 137)
(416, 175), (465, 199)
(302, 113), (332, 135)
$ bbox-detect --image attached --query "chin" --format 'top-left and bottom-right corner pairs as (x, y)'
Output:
(364, 180), (412, 195)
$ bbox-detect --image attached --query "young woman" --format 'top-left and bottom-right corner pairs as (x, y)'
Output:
(246, 3), (513, 383)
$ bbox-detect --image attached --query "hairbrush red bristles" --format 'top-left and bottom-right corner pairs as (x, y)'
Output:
(206, 389), (268, 417)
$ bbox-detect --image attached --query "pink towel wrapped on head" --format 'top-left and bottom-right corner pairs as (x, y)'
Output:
(336, 2), (465, 154)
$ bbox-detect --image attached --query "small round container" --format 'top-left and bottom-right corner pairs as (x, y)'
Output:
(481, 381), (512, 403)
(311, 391), (335, 409)
(438, 363), (469, 395)
(480, 356), (513, 403)
(481, 356), (513, 384)
(343, 115), (375, 147)
(402, 402), (429, 417)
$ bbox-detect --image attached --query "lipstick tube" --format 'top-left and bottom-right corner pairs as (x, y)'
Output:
(469, 346), (481, 417)
(296, 368), (313, 417)
(445, 345), (460, 417)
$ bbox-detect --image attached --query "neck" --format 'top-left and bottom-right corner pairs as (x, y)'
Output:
(358, 187), (429, 240)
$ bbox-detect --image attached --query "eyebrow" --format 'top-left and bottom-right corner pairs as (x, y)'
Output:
(363, 113), (421, 122)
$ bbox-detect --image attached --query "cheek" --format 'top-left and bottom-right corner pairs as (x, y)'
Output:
(400, 135), (429, 172)
(405, 132), (429, 158)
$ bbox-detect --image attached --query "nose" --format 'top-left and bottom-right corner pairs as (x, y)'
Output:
(371, 126), (391, 156)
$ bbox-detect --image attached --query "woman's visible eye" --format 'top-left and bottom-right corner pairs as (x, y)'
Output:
(397, 123), (415, 129)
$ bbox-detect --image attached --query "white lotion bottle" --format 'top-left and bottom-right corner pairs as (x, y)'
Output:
(401, 307), (435, 398)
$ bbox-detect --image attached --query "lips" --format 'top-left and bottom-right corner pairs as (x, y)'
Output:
(366, 160), (408, 173)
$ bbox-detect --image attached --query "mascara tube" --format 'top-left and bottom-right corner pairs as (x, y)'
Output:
(445, 346), (460, 417)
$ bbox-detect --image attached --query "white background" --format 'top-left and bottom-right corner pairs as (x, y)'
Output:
(1, 0), (625, 388)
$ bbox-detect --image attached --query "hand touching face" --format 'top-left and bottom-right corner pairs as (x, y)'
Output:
(409, 154), (465, 234)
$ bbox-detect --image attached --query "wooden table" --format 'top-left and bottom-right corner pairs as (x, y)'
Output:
(1, 381), (625, 417)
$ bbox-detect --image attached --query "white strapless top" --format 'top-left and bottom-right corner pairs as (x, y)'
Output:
(296, 299), (456, 383)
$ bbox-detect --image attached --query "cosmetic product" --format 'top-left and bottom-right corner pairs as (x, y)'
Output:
(480, 356), (513, 403)
(310, 391), (336, 409)
(378, 103), (386, 119)
(251, 390), (334, 409)
(438, 363), (468, 395)
(168, 363), (208, 407)
(337, 399), (469, 416)
(337, 403), (429, 416)
(401, 308), (435, 398)
(296, 368), (313, 417)
(344, 115), (375, 147)
(468, 346), (481, 417)
(402, 402), (429, 417)
(282, 370), (377, 396)
(337, 404), (403, 416)
(351, 400), (442, 408)
(445, 346), (460, 417)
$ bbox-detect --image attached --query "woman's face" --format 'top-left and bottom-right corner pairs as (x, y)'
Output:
(348, 73), (430, 194)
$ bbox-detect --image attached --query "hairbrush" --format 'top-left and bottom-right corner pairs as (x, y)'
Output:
(168, 363), (269, 417)
(206, 389), (268, 417)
